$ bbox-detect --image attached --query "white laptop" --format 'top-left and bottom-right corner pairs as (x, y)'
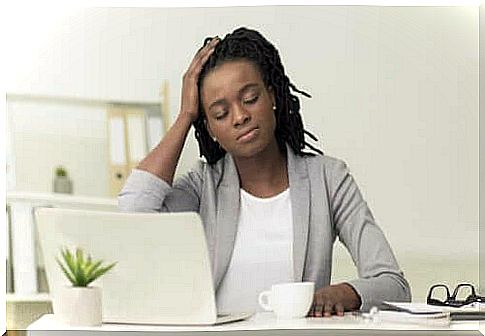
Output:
(35, 207), (252, 325)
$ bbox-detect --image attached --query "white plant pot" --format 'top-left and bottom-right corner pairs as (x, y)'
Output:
(53, 176), (73, 194)
(53, 286), (102, 326)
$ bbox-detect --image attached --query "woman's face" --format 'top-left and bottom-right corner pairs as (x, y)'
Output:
(201, 59), (277, 159)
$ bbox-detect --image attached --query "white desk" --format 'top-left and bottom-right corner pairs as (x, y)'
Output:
(27, 313), (484, 336)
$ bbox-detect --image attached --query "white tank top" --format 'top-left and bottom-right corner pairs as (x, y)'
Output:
(215, 187), (294, 314)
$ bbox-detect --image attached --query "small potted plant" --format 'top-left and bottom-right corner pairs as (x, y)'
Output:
(54, 247), (116, 326)
(53, 166), (73, 194)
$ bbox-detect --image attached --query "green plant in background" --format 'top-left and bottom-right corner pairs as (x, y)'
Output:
(57, 247), (117, 287)
(55, 166), (68, 177)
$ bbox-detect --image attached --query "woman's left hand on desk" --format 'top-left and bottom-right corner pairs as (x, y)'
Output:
(308, 283), (362, 317)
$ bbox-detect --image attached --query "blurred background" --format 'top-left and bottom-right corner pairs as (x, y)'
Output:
(4, 4), (480, 331)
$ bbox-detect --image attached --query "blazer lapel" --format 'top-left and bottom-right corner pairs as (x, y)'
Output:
(287, 144), (310, 281)
(214, 154), (240, 289)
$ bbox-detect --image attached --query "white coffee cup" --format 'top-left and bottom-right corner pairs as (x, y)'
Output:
(258, 282), (315, 319)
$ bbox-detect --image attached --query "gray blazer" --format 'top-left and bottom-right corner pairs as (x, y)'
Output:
(118, 144), (411, 311)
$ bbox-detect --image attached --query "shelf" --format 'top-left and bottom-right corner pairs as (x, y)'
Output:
(7, 191), (118, 208)
(6, 293), (51, 303)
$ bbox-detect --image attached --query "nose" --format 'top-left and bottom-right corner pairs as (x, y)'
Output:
(232, 104), (250, 127)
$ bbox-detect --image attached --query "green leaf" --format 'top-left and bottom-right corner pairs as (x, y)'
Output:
(85, 260), (103, 280)
(62, 248), (77, 275)
(57, 247), (116, 287)
(85, 254), (93, 269)
(56, 257), (75, 285)
(74, 252), (87, 286)
(86, 262), (117, 286)
(76, 248), (85, 267)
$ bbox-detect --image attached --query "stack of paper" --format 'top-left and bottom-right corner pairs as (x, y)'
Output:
(370, 311), (450, 327)
(357, 303), (447, 326)
(382, 302), (485, 321)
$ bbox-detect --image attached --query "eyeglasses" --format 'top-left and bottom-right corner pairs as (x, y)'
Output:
(427, 283), (485, 308)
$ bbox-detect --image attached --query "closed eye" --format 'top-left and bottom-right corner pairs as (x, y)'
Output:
(244, 96), (259, 105)
(215, 111), (227, 120)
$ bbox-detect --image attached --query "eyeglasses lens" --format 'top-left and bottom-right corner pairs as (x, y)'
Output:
(455, 285), (474, 303)
(430, 286), (449, 304)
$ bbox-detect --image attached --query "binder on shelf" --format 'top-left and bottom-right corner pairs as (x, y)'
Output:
(106, 81), (169, 197)
(107, 106), (130, 198)
(125, 108), (148, 172)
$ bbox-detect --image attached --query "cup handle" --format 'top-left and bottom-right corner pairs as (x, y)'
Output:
(258, 291), (272, 311)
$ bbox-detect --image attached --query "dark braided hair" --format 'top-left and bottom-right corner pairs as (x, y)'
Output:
(194, 27), (323, 164)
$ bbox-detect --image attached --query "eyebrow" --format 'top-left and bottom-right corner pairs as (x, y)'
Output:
(208, 83), (260, 111)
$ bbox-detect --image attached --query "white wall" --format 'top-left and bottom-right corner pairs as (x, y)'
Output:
(6, 6), (479, 300)
(7, 97), (109, 197)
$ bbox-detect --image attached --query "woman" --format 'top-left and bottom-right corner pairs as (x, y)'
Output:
(119, 27), (411, 316)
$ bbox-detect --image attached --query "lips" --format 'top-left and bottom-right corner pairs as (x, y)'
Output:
(237, 127), (259, 142)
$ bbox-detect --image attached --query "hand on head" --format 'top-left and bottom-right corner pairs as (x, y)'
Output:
(180, 36), (220, 123)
